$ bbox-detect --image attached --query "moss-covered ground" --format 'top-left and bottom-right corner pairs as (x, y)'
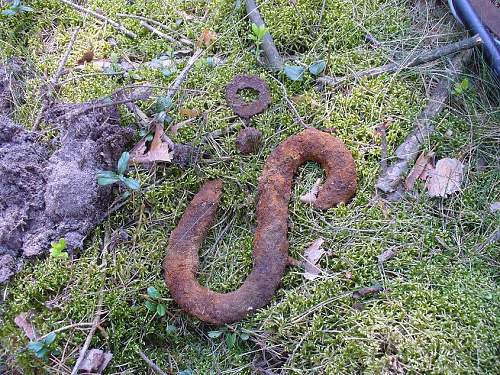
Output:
(0, 0), (499, 373)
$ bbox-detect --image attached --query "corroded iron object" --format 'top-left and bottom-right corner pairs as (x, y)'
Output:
(164, 129), (357, 324)
(226, 75), (271, 118)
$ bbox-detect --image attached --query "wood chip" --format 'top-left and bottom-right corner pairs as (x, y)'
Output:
(377, 248), (397, 264)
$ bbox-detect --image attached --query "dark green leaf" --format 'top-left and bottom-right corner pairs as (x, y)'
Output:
(43, 332), (56, 345)
(225, 332), (237, 348)
(308, 60), (326, 76)
(207, 330), (222, 338)
(34, 348), (49, 359)
(147, 286), (161, 299)
(97, 176), (120, 186)
(145, 300), (157, 312)
(156, 303), (166, 317)
(27, 342), (43, 352)
(284, 65), (305, 81)
(122, 177), (140, 191)
(239, 332), (250, 341)
(156, 96), (173, 112)
(117, 152), (129, 175)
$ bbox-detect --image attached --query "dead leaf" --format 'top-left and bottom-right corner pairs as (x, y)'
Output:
(489, 202), (500, 213)
(425, 158), (464, 198)
(299, 178), (322, 204)
(79, 349), (113, 373)
(377, 248), (396, 264)
(197, 29), (217, 47)
(130, 123), (174, 164)
(77, 50), (94, 65)
(168, 118), (197, 136)
(352, 285), (384, 299)
(179, 108), (201, 118)
(14, 313), (37, 340)
(303, 238), (325, 280)
(404, 151), (434, 191)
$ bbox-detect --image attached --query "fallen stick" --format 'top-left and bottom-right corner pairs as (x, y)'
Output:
(59, 0), (137, 38)
(166, 48), (204, 99)
(70, 234), (110, 375)
(375, 49), (473, 195)
(269, 75), (309, 128)
(139, 20), (178, 44)
(34, 26), (80, 129)
(246, 0), (284, 71)
(318, 35), (481, 87)
(138, 351), (169, 375)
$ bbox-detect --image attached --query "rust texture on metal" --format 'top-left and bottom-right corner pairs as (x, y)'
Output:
(226, 75), (271, 119)
(164, 128), (357, 324)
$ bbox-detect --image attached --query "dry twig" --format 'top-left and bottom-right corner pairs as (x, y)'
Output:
(59, 0), (137, 38)
(246, 0), (284, 71)
(166, 48), (204, 99)
(138, 350), (169, 375)
(33, 27), (80, 128)
(318, 35), (481, 87)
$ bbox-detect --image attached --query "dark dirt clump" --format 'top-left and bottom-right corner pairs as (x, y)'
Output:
(236, 127), (262, 155)
(0, 99), (134, 284)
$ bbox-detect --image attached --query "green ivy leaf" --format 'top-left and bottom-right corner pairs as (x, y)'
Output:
(117, 152), (130, 175)
(283, 65), (305, 81)
(97, 175), (120, 186)
(34, 348), (49, 360)
(147, 286), (161, 299)
(308, 60), (326, 76)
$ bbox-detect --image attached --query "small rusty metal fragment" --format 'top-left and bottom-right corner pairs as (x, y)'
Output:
(164, 128), (357, 324)
(226, 75), (271, 119)
(236, 127), (262, 155)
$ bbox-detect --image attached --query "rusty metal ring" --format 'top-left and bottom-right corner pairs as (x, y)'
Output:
(226, 75), (271, 119)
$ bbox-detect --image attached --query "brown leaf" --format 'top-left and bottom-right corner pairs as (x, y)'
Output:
(404, 151), (434, 191)
(425, 158), (464, 197)
(352, 285), (384, 299)
(377, 248), (396, 264)
(14, 313), (37, 340)
(299, 178), (322, 204)
(79, 349), (113, 373)
(302, 238), (325, 280)
(179, 107), (201, 118)
(77, 50), (94, 65)
(130, 123), (174, 164)
(197, 29), (217, 47)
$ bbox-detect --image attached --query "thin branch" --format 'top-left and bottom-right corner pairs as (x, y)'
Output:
(246, 0), (284, 71)
(33, 27), (80, 129)
(269, 75), (308, 128)
(58, 0), (137, 38)
(140, 20), (178, 44)
(318, 35), (481, 87)
(138, 350), (169, 375)
(376, 49), (473, 196)
(166, 48), (204, 99)
(70, 234), (110, 375)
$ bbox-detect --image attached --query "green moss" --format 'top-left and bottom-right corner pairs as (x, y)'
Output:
(1, 0), (499, 373)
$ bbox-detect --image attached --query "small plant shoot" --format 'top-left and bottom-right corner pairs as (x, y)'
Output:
(97, 152), (140, 191)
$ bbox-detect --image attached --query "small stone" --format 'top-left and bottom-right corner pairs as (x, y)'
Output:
(235, 127), (262, 155)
